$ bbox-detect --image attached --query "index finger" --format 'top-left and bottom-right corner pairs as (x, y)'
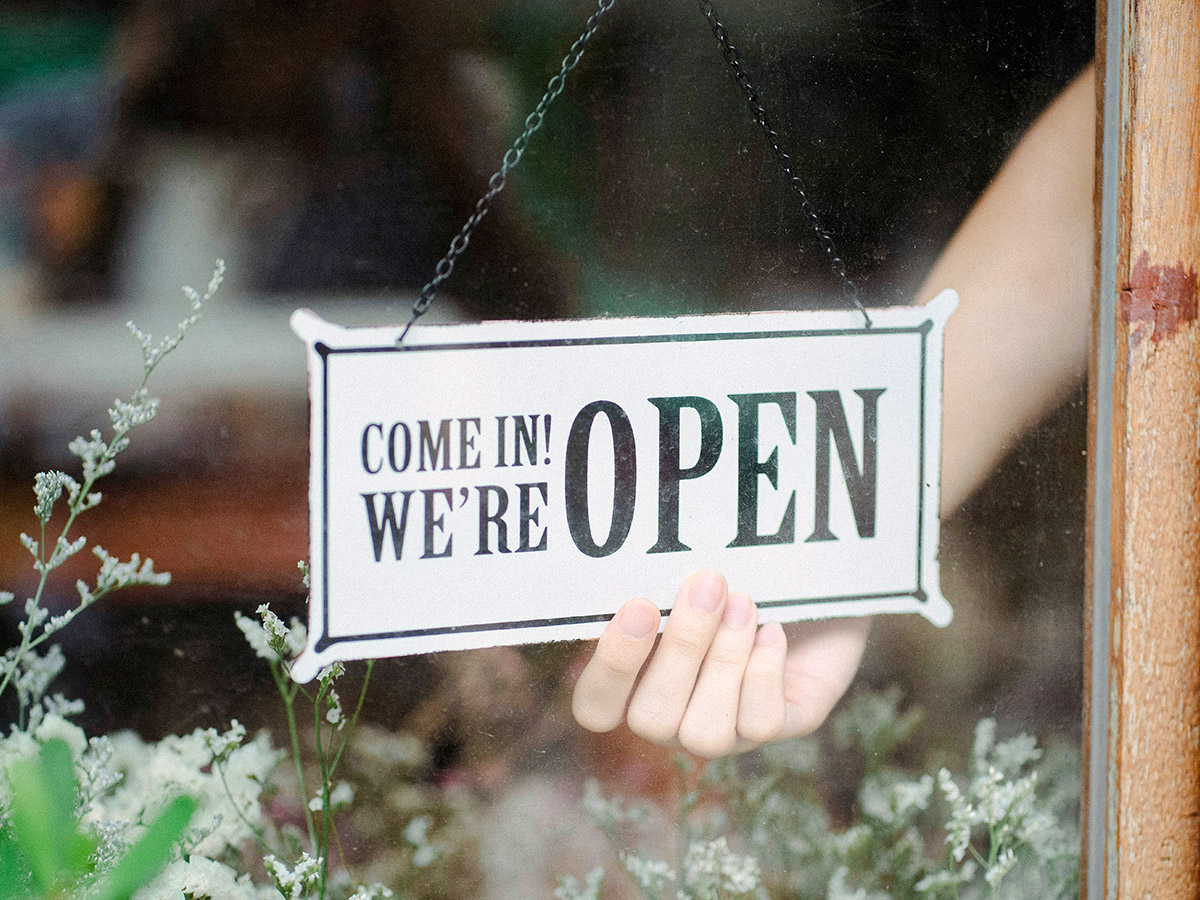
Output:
(572, 598), (661, 733)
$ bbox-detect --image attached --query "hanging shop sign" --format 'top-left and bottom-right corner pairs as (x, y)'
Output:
(289, 291), (956, 681)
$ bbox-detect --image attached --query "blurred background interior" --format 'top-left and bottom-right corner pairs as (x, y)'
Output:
(0, 0), (1092, 879)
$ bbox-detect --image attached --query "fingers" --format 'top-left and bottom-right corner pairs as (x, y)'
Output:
(626, 571), (729, 745)
(572, 597), (661, 733)
(782, 617), (871, 737)
(625, 573), (790, 758)
(572, 573), (864, 759)
(735, 622), (788, 745)
(678, 591), (758, 757)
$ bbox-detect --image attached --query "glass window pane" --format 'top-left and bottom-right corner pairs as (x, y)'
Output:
(0, 2), (1092, 897)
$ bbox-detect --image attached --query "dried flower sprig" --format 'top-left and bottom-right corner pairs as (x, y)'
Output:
(236, 598), (376, 900)
(0, 261), (224, 728)
(563, 690), (1079, 900)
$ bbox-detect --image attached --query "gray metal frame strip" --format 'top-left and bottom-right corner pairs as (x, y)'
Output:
(1088, 2), (1121, 895)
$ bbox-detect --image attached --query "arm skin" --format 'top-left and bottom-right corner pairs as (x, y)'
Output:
(573, 66), (1095, 758)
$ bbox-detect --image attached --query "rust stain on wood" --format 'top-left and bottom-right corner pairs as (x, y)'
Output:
(1119, 251), (1200, 346)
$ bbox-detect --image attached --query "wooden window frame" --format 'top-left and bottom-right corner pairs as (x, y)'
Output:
(1086, 0), (1200, 896)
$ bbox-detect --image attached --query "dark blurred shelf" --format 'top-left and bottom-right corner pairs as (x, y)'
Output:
(0, 467), (310, 603)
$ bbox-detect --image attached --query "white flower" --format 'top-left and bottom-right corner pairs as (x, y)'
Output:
(234, 612), (274, 661)
(92, 547), (170, 593)
(29, 693), (86, 732)
(619, 851), (674, 891)
(330, 780), (354, 809)
(554, 867), (604, 900)
(985, 847), (1018, 887)
(33, 470), (79, 523)
(915, 861), (978, 896)
(68, 429), (115, 482)
(719, 850), (761, 894)
(308, 782), (352, 814)
(14, 645), (66, 711)
(324, 687), (344, 730)
(678, 837), (760, 898)
(862, 773), (935, 825)
(109, 389), (160, 433)
(971, 718), (998, 773)
(580, 779), (646, 829)
(44, 694), (86, 719)
(892, 774), (935, 818)
(283, 617), (307, 657)
(91, 726), (281, 859)
(202, 720), (247, 764)
(991, 733), (1043, 776)
(78, 734), (122, 812)
(317, 662), (344, 684)
(827, 865), (891, 900)
(33, 713), (88, 760)
(136, 856), (271, 900)
(347, 886), (394, 900)
(258, 604), (289, 645)
(403, 814), (431, 846)
(127, 260), (221, 377)
(242, 605), (307, 662)
(264, 852), (322, 900)
(413, 843), (440, 868)
(404, 815), (441, 868)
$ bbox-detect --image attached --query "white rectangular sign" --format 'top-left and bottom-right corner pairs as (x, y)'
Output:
(290, 292), (957, 681)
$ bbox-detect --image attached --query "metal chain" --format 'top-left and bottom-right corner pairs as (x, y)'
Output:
(399, 0), (617, 343)
(697, 0), (872, 327)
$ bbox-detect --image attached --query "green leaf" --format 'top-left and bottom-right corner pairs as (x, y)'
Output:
(0, 827), (33, 900)
(92, 794), (195, 900)
(7, 738), (83, 890)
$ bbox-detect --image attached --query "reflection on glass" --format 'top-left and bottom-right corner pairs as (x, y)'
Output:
(0, 1), (1091, 897)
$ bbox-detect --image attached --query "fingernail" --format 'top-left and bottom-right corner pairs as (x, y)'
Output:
(723, 592), (753, 628)
(755, 622), (784, 646)
(620, 600), (657, 639)
(688, 571), (726, 614)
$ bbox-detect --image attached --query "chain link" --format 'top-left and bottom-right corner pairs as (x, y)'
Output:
(401, 0), (869, 340)
(399, 0), (617, 343)
(697, 0), (872, 327)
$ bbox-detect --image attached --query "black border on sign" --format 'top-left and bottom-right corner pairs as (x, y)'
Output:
(311, 321), (935, 652)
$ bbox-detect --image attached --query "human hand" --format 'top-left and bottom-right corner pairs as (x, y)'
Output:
(572, 570), (870, 758)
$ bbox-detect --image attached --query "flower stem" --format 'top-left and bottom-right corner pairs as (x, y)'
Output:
(272, 660), (317, 849)
(215, 758), (285, 859)
(329, 660), (374, 779)
(0, 394), (137, 706)
(314, 679), (332, 899)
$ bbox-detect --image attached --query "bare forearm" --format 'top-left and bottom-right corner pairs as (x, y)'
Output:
(925, 65), (1095, 514)
(573, 68), (1097, 755)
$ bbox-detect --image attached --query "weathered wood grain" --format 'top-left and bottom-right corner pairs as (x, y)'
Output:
(1089, 0), (1200, 896)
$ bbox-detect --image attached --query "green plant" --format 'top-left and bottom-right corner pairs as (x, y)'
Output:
(233, 598), (384, 900)
(0, 264), (225, 900)
(0, 263), (460, 900)
(0, 262), (224, 730)
(558, 688), (1080, 900)
(0, 738), (195, 900)
(0, 259), (1080, 900)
